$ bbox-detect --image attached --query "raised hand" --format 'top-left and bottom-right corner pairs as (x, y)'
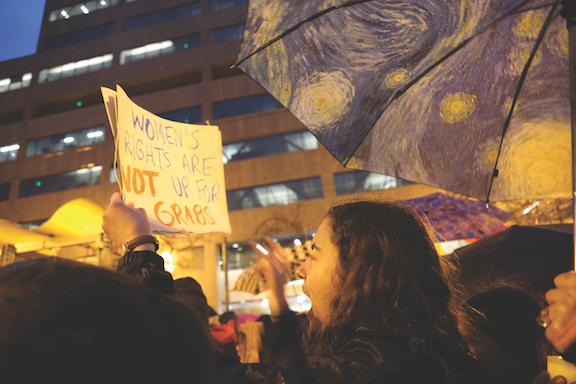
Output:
(249, 236), (290, 317)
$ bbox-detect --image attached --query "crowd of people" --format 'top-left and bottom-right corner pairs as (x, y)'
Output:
(2, 192), (576, 384)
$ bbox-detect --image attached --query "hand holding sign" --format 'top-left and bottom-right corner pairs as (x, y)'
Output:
(101, 85), (231, 235)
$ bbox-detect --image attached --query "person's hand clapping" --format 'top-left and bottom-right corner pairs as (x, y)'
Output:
(249, 236), (289, 317)
(102, 192), (153, 250)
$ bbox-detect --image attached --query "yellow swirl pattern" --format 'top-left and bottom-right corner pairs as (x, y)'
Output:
(495, 120), (571, 199)
(513, 10), (545, 39)
(385, 69), (412, 89)
(291, 71), (355, 131)
(441, 93), (477, 123)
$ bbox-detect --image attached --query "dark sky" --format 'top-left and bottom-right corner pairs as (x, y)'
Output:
(0, 0), (47, 62)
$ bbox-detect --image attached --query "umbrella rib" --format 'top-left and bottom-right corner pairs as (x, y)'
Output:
(345, 0), (553, 167)
(485, 1), (561, 203)
(233, 0), (377, 68)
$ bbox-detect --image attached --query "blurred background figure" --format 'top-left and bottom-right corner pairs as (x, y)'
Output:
(0, 258), (213, 384)
(459, 286), (552, 384)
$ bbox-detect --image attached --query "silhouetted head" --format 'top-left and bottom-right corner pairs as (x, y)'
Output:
(0, 258), (213, 384)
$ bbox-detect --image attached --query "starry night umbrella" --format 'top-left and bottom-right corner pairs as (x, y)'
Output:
(397, 192), (511, 241)
(233, 0), (573, 204)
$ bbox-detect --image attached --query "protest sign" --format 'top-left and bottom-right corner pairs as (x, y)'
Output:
(101, 85), (231, 235)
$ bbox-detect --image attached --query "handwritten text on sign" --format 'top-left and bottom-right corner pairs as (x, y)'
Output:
(101, 85), (231, 234)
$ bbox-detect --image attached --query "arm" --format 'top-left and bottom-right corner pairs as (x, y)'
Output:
(545, 271), (576, 362)
(102, 192), (174, 294)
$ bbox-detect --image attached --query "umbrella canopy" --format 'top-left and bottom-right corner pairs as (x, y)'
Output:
(235, 0), (571, 202)
(452, 224), (573, 295)
(398, 192), (511, 240)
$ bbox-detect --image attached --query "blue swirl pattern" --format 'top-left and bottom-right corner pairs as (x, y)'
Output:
(237, 0), (569, 201)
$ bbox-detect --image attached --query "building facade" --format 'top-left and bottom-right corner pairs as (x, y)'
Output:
(0, 0), (433, 312)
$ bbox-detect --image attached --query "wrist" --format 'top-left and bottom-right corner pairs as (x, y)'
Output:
(121, 235), (158, 253)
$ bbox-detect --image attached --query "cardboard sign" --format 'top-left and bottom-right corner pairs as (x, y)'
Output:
(101, 85), (231, 235)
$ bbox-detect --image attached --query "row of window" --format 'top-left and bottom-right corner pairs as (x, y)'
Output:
(0, 126), (105, 163)
(49, 0), (246, 23)
(120, 34), (201, 65)
(16, 24), (243, 88)
(222, 131), (317, 164)
(45, 23), (115, 50)
(0, 167), (405, 203)
(49, 0), (119, 21)
(124, 3), (202, 31)
(0, 73), (32, 94)
(226, 171), (410, 211)
(0, 99), (303, 164)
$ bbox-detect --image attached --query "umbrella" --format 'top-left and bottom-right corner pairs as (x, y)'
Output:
(451, 224), (573, 295)
(234, 0), (573, 203)
(397, 192), (511, 240)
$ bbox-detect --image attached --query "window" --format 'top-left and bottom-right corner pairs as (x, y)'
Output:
(39, 54), (113, 83)
(158, 106), (201, 124)
(16, 219), (47, 229)
(120, 34), (200, 65)
(226, 177), (323, 211)
(0, 143), (20, 163)
(210, 24), (244, 44)
(26, 126), (105, 157)
(0, 73), (32, 93)
(44, 23), (115, 50)
(0, 183), (10, 202)
(213, 93), (283, 119)
(333, 171), (412, 196)
(223, 131), (317, 164)
(19, 166), (103, 198)
(210, 0), (248, 11)
(124, 3), (201, 31)
(49, 0), (119, 21)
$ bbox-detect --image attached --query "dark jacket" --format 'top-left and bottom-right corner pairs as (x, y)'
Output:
(118, 251), (491, 384)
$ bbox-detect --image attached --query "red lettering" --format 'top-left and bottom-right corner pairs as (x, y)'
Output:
(154, 201), (175, 227)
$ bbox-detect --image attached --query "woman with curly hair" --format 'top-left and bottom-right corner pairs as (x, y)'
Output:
(102, 194), (490, 384)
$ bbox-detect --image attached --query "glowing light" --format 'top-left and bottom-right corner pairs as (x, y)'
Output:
(255, 244), (269, 255)
(522, 201), (540, 215)
(76, 101), (82, 107)
(63, 137), (74, 143)
(232, 243), (239, 248)
(293, 238), (302, 246)
(86, 131), (103, 138)
(80, 5), (89, 14)
(0, 144), (19, 152)
(100, 0), (107, 5)
(36, 181), (41, 187)
(262, 298), (269, 308)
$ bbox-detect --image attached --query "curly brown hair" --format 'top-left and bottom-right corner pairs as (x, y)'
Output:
(307, 199), (465, 354)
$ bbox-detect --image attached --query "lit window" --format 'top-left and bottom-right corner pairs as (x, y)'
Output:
(333, 171), (412, 195)
(120, 34), (200, 65)
(222, 131), (317, 164)
(39, 54), (113, 83)
(226, 177), (323, 211)
(158, 106), (201, 124)
(0, 143), (19, 163)
(211, 24), (244, 44)
(213, 93), (283, 120)
(19, 166), (103, 198)
(49, 0), (119, 22)
(210, 0), (248, 11)
(0, 73), (32, 93)
(26, 126), (105, 157)
(124, 3), (201, 31)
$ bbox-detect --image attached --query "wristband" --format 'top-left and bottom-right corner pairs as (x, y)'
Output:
(121, 235), (159, 253)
